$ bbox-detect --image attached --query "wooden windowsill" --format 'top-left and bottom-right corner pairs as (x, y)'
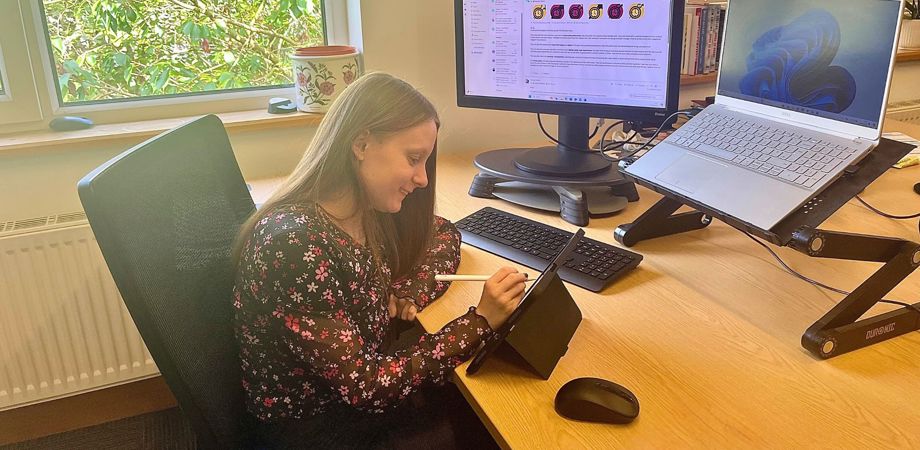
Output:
(0, 109), (323, 153)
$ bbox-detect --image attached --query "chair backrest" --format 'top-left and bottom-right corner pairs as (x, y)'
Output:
(78, 115), (256, 448)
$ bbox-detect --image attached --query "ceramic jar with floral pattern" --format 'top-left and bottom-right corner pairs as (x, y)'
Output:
(291, 46), (363, 113)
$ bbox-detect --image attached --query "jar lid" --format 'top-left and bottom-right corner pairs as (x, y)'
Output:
(292, 45), (357, 57)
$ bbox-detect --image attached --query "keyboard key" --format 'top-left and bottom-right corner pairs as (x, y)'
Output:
(692, 142), (738, 161)
(767, 157), (791, 169)
(779, 170), (799, 182)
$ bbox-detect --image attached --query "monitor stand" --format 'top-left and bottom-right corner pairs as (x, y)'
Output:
(469, 147), (638, 226)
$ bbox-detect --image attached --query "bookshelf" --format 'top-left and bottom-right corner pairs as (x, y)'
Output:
(680, 73), (718, 86)
(679, 50), (920, 86)
(897, 49), (920, 62)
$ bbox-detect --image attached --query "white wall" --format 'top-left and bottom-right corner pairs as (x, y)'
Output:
(357, 1), (551, 154)
(0, 126), (315, 221)
(0, 0), (916, 222)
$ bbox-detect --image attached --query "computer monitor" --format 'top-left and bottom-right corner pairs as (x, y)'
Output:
(455, 0), (685, 177)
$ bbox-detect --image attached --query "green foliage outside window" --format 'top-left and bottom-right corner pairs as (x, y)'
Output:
(0, 68), (5, 95)
(42, 0), (325, 104)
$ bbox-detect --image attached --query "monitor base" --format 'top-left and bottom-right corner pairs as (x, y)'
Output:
(514, 146), (611, 176)
(470, 148), (639, 226)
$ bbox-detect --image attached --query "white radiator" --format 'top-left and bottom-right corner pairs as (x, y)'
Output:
(0, 213), (157, 411)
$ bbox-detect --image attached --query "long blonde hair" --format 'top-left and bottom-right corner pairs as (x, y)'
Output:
(234, 72), (441, 279)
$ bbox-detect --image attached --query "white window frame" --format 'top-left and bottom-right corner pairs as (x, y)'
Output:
(0, 1), (44, 126)
(0, 45), (11, 101)
(0, 0), (354, 130)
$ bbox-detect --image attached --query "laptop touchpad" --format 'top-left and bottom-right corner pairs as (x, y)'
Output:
(655, 154), (722, 193)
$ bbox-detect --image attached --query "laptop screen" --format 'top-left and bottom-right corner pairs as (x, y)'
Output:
(717, 0), (902, 130)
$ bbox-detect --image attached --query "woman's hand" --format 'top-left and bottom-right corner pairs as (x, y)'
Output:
(475, 267), (528, 331)
(388, 294), (419, 321)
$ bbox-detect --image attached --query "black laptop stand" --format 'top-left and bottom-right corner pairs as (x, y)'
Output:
(613, 138), (920, 359)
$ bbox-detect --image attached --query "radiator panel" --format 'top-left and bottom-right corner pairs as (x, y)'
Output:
(0, 223), (157, 411)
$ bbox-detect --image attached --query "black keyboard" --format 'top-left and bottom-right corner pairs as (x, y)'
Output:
(454, 207), (642, 292)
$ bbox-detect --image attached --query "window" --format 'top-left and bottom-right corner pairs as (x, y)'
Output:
(39, 0), (326, 106)
(0, 0), (352, 131)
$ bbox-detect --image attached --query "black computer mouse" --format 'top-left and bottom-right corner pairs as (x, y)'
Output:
(554, 377), (639, 424)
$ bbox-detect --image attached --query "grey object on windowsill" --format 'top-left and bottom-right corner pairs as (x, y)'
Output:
(268, 97), (297, 114)
(49, 116), (94, 131)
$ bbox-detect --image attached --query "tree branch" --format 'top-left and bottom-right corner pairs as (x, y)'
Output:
(167, 0), (298, 47)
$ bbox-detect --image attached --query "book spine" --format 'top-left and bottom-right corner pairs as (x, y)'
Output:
(697, 6), (708, 75)
(689, 6), (701, 75)
(682, 12), (691, 74)
(715, 5), (726, 69)
(707, 4), (718, 73)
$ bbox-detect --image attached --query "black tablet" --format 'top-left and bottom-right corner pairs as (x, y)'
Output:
(466, 229), (584, 375)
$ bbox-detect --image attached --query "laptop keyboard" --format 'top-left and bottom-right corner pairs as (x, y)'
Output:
(454, 207), (642, 292)
(669, 112), (859, 189)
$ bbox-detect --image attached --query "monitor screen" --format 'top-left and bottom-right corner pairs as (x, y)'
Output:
(455, 0), (683, 126)
(716, 0), (902, 130)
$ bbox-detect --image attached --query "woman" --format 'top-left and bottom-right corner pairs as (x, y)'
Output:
(232, 72), (526, 448)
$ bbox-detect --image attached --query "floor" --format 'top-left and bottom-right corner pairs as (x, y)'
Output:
(1, 407), (195, 450)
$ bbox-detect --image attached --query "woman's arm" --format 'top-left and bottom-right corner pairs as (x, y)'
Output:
(280, 305), (491, 413)
(390, 216), (461, 311)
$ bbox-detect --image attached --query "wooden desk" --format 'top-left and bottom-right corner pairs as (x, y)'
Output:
(418, 122), (920, 448)
(248, 121), (920, 448)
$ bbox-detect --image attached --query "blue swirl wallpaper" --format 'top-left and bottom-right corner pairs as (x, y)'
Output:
(717, 0), (902, 129)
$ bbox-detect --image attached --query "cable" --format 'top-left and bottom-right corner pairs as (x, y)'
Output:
(599, 110), (689, 163)
(880, 299), (920, 309)
(598, 120), (628, 150)
(853, 194), (920, 236)
(742, 231), (849, 295)
(536, 109), (690, 161)
(741, 230), (920, 316)
(588, 118), (605, 139)
(601, 130), (638, 152)
(854, 195), (920, 219)
(536, 113), (599, 153)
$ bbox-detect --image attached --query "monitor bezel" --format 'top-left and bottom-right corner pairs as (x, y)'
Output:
(454, 0), (686, 126)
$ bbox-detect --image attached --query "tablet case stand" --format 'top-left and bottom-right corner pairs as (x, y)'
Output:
(503, 272), (582, 379)
(614, 137), (920, 359)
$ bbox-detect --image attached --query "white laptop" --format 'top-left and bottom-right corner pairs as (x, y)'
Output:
(625, 0), (905, 231)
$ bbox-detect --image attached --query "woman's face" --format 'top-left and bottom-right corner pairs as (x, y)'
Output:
(353, 119), (437, 213)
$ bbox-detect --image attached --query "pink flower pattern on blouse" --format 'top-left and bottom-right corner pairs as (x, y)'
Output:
(233, 204), (492, 422)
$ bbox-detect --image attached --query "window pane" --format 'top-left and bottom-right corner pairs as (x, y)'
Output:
(0, 67), (5, 96)
(41, 0), (325, 105)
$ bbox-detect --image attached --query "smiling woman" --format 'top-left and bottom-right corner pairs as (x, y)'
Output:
(230, 72), (521, 447)
(38, 0), (326, 105)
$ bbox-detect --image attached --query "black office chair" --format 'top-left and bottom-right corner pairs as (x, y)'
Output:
(78, 115), (257, 448)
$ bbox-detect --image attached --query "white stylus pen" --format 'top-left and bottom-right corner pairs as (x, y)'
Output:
(434, 274), (534, 282)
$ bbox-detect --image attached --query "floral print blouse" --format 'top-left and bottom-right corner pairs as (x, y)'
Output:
(233, 203), (493, 422)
